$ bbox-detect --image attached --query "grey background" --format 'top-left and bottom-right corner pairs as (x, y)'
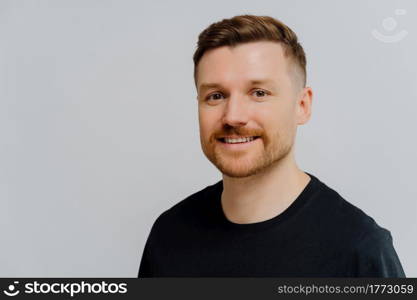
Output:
(1, 0), (416, 277)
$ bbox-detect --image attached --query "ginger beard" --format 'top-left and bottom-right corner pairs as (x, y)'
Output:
(200, 126), (295, 178)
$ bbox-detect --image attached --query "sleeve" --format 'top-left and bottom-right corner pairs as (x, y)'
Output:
(354, 228), (405, 277)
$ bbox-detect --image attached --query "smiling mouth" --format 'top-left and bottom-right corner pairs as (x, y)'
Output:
(217, 136), (261, 144)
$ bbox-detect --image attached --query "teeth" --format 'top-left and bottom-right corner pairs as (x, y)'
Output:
(224, 137), (255, 144)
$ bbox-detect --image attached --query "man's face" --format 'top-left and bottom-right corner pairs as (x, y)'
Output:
(196, 41), (309, 178)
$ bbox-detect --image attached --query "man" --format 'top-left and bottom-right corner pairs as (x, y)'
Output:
(138, 15), (405, 277)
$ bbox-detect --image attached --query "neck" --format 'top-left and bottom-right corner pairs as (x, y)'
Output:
(221, 151), (311, 224)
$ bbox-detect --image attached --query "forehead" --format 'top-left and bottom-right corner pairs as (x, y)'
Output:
(197, 41), (290, 90)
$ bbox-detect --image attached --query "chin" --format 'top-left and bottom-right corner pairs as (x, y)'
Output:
(216, 160), (266, 178)
(221, 171), (256, 178)
(222, 167), (267, 178)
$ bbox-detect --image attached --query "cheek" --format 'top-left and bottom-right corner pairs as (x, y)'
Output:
(253, 108), (279, 131)
(198, 110), (217, 139)
(256, 107), (294, 137)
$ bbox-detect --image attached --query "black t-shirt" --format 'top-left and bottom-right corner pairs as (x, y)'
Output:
(138, 172), (405, 277)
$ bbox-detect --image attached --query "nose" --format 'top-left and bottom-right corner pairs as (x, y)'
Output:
(221, 94), (250, 127)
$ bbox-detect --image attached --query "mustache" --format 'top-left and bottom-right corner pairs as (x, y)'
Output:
(214, 128), (263, 138)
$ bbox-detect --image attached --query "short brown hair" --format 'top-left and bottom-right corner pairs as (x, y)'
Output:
(193, 14), (306, 88)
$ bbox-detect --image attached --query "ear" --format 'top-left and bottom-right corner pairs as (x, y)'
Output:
(296, 87), (313, 125)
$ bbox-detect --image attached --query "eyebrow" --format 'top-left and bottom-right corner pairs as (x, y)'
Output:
(198, 79), (275, 94)
(198, 83), (222, 93)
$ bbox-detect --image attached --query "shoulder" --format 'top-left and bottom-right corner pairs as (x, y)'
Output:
(308, 175), (390, 248)
(164, 180), (220, 219)
(315, 177), (382, 232)
(148, 180), (221, 233)
(311, 176), (405, 276)
(352, 226), (405, 277)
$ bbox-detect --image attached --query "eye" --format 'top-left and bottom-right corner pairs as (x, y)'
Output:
(252, 89), (267, 97)
(206, 92), (224, 101)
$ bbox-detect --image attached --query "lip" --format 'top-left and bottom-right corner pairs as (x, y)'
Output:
(216, 137), (260, 150)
